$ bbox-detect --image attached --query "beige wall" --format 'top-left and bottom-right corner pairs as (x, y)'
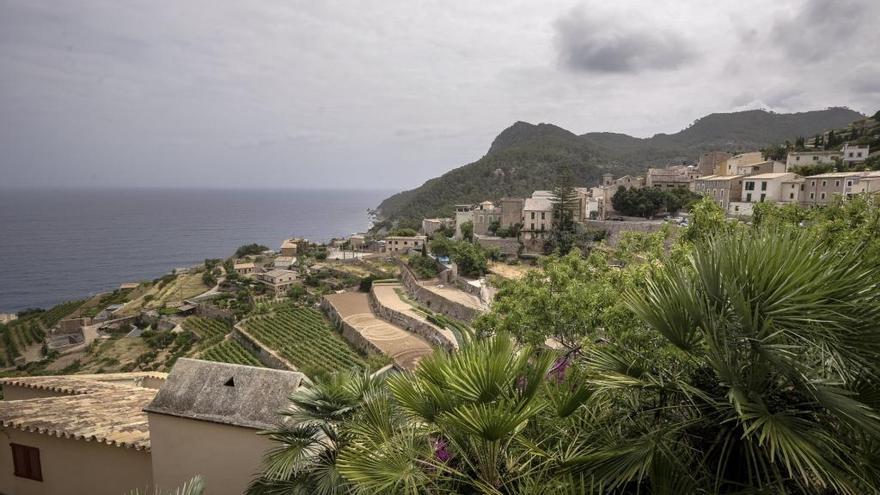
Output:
(148, 413), (270, 495)
(0, 428), (152, 495)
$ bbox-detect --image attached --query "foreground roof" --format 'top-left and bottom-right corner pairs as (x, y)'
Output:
(144, 359), (305, 430)
(744, 173), (798, 180)
(0, 373), (165, 451)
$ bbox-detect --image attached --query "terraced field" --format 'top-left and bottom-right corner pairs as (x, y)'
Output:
(0, 300), (86, 366)
(244, 307), (365, 375)
(182, 317), (229, 349)
(200, 340), (262, 366)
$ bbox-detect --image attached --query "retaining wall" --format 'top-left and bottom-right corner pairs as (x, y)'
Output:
(368, 285), (455, 351)
(319, 298), (386, 357)
(231, 323), (297, 371)
(398, 262), (479, 323)
(583, 219), (668, 246)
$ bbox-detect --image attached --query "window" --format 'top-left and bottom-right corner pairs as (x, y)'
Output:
(530, 212), (535, 220)
(530, 223), (534, 230)
(800, 184), (804, 191)
(820, 192), (826, 199)
(821, 181), (827, 187)
(835, 181), (840, 187)
(789, 193), (794, 199)
(746, 193), (752, 202)
(745, 181), (755, 191)
(796, 156), (801, 161)
(760, 193), (766, 202)
(540, 212), (545, 220)
(812, 156), (818, 161)
(847, 180), (853, 187)
(761, 182), (767, 191)
(849, 152), (854, 158)
(11, 444), (42, 481)
(810, 192), (815, 199)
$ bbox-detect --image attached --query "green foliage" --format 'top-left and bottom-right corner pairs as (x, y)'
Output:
(450, 241), (487, 278)
(612, 186), (699, 218)
(683, 196), (736, 243)
(407, 254), (439, 279)
(235, 243), (269, 258)
(127, 475), (205, 495)
(428, 236), (454, 257)
(389, 228), (419, 237)
(244, 307), (365, 377)
(201, 340), (261, 367)
(459, 220), (474, 242)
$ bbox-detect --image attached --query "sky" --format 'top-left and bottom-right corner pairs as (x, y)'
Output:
(1, 0), (878, 190)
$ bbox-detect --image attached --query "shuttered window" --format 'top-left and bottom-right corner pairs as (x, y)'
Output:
(11, 443), (42, 481)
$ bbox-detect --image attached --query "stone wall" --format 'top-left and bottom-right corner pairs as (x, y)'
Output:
(368, 285), (455, 350)
(582, 219), (668, 246)
(319, 298), (386, 357)
(475, 236), (520, 257)
(231, 323), (297, 371)
(398, 262), (479, 322)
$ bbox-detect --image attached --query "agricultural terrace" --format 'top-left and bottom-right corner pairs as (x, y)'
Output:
(200, 340), (262, 367)
(182, 317), (229, 350)
(244, 306), (365, 376)
(0, 300), (85, 366)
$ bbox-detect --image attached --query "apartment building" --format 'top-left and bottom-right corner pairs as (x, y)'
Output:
(257, 269), (298, 296)
(697, 151), (731, 175)
(521, 197), (553, 240)
(692, 175), (745, 210)
(785, 151), (840, 171)
(472, 201), (499, 236)
(499, 198), (524, 229)
(842, 144), (870, 164)
(728, 173), (803, 215)
(385, 235), (427, 253)
(646, 165), (700, 189)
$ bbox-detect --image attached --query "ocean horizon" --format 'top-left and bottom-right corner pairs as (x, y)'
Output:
(0, 187), (393, 313)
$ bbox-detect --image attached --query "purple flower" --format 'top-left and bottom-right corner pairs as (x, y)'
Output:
(548, 356), (570, 383)
(433, 437), (453, 463)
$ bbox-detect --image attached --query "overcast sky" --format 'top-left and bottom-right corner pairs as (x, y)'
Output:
(1, 0), (878, 190)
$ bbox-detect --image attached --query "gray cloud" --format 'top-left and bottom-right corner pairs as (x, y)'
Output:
(772, 0), (878, 61)
(554, 5), (697, 74)
(0, 0), (878, 191)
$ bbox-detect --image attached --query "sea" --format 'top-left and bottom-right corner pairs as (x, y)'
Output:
(0, 188), (392, 313)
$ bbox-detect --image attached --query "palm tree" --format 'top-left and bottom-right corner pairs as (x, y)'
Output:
(580, 226), (880, 493)
(247, 371), (385, 495)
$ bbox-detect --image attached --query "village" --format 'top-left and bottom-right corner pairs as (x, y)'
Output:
(0, 138), (877, 494)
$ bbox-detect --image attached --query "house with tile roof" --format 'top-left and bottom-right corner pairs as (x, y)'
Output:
(0, 361), (305, 495)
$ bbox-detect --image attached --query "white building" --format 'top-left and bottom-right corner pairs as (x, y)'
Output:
(453, 205), (474, 239)
(728, 172), (802, 216)
(785, 151), (840, 171)
(521, 197), (553, 240)
(385, 235), (427, 253)
(842, 144), (870, 164)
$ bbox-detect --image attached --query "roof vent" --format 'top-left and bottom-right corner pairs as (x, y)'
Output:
(224, 377), (235, 387)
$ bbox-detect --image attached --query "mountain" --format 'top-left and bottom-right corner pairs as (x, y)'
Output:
(376, 107), (864, 225)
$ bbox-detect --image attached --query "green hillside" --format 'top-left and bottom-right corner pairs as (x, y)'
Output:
(377, 107), (864, 225)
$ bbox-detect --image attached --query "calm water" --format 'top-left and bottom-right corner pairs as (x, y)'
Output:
(0, 188), (391, 312)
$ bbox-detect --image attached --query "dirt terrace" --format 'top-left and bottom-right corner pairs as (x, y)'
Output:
(323, 292), (433, 370)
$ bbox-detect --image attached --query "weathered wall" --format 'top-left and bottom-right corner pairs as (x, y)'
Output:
(231, 325), (296, 371)
(582, 220), (668, 246)
(0, 428), (152, 495)
(319, 298), (386, 357)
(368, 286), (455, 350)
(398, 263), (478, 322)
(475, 236), (520, 257)
(148, 413), (269, 495)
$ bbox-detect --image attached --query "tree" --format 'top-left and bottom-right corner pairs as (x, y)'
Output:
(248, 372), (385, 495)
(873, 109), (880, 122)
(761, 143), (788, 161)
(234, 243), (269, 258)
(795, 136), (806, 149)
(617, 227), (880, 492)
(611, 186), (667, 218)
(459, 220), (474, 242)
(547, 174), (580, 255)
(428, 235), (454, 257)
(487, 219), (501, 236)
(450, 241), (487, 278)
(389, 228), (419, 237)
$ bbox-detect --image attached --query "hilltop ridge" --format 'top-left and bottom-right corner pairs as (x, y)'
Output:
(377, 107), (864, 226)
